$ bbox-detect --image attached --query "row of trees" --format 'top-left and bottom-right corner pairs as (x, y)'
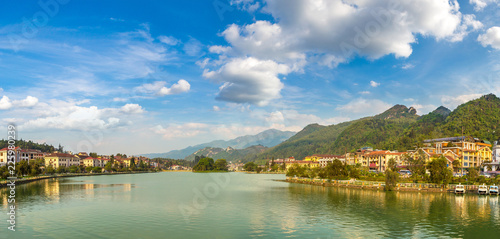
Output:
(192, 157), (228, 172)
(286, 159), (362, 180)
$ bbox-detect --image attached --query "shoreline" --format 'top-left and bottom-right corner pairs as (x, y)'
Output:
(0, 171), (156, 188)
(281, 178), (491, 194)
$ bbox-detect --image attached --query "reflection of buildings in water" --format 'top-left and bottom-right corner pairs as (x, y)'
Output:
(84, 184), (95, 197)
(454, 194), (469, 222)
(44, 179), (60, 202)
(489, 196), (499, 221)
(1, 192), (7, 209)
(123, 184), (131, 192)
(476, 196), (489, 219)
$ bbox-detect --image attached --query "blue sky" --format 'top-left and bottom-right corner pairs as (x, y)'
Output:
(0, 0), (499, 155)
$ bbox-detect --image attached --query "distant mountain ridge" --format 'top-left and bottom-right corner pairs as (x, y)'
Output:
(242, 94), (500, 162)
(141, 129), (295, 159)
(184, 145), (268, 161)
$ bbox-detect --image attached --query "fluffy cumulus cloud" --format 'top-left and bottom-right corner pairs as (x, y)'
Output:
(120, 104), (145, 114)
(203, 57), (290, 106)
(205, 0), (481, 106)
(223, 0), (480, 61)
(478, 27), (500, 49)
(19, 99), (145, 131)
(0, 96), (12, 110)
(0, 95), (39, 110)
(135, 80), (190, 96)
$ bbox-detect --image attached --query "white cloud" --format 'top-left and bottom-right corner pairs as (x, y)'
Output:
(370, 81), (380, 87)
(135, 80), (191, 96)
(213, 106), (221, 111)
(183, 38), (204, 56)
(18, 99), (145, 131)
(220, 0), (475, 64)
(359, 91), (371, 95)
(113, 97), (127, 102)
(402, 63), (415, 69)
(203, 57), (290, 106)
(469, 0), (499, 11)
(478, 27), (500, 50)
(410, 104), (437, 115)
(0, 95), (39, 110)
(158, 35), (180, 45)
(441, 94), (483, 109)
(158, 79), (191, 96)
(0, 96), (12, 110)
(13, 96), (38, 107)
(336, 98), (392, 116)
(120, 104), (144, 114)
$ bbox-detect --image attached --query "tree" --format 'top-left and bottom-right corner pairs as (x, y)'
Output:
(92, 167), (102, 173)
(385, 169), (399, 191)
(130, 157), (136, 168)
(214, 159), (228, 171)
(323, 159), (347, 180)
(427, 156), (452, 185)
(467, 167), (479, 182)
(89, 152), (98, 158)
(85, 166), (93, 173)
(404, 152), (426, 182)
(452, 159), (461, 173)
(243, 162), (257, 172)
(69, 165), (79, 174)
(387, 158), (397, 171)
(29, 161), (42, 176)
(104, 162), (113, 172)
(46, 165), (55, 175)
(193, 157), (215, 171)
(16, 160), (30, 176)
(56, 166), (67, 174)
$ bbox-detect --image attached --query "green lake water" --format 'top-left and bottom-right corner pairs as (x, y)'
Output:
(1, 172), (500, 238)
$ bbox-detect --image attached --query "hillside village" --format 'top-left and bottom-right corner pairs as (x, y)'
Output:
(264, 136), (500, 176)
(0, 148), (158, 173)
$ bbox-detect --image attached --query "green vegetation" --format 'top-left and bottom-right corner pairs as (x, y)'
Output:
(244, 94), (500, 162)
(192, 157), (228, 172)
(0, 139), (58, 153)
(427, 156), (452, 185)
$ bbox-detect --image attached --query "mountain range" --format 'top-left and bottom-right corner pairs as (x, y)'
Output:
(140, 129), (296, 159)
(242, 93), (500, 162)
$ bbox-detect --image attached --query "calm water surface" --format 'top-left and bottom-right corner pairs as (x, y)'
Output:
(1, 172), (500, 238)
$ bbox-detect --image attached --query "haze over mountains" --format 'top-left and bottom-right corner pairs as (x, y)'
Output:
(141, 129), (296, 159)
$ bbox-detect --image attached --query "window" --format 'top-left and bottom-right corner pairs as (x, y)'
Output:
(464, 156), (469, 160)
(464, 162), (468, 166)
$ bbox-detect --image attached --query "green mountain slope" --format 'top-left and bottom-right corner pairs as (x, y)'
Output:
(243, 120), (358, 162)
(240, 94), (500, 163)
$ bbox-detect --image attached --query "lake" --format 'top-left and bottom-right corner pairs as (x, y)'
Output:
(1, 172), (500, 238)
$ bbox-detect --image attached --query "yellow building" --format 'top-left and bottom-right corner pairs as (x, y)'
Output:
(417, 136), (492, 172)
(44, 153), (80, 168)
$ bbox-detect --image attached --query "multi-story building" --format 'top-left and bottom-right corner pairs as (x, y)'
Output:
(20, 149), (45, 162)
(0, 146), (21, 166)
(44, 153), (80, 168)
(316, 155), (345, 167)
(418, 136), (492, 172)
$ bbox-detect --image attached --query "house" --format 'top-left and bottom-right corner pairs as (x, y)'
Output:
(44, 153), (80, 168)
(20, 149), (45, 162)
(420, 136), (492, 172)
(82, 157), (101, 168)
(316, 155), (345, 167)
(0, 146), (21, 166)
